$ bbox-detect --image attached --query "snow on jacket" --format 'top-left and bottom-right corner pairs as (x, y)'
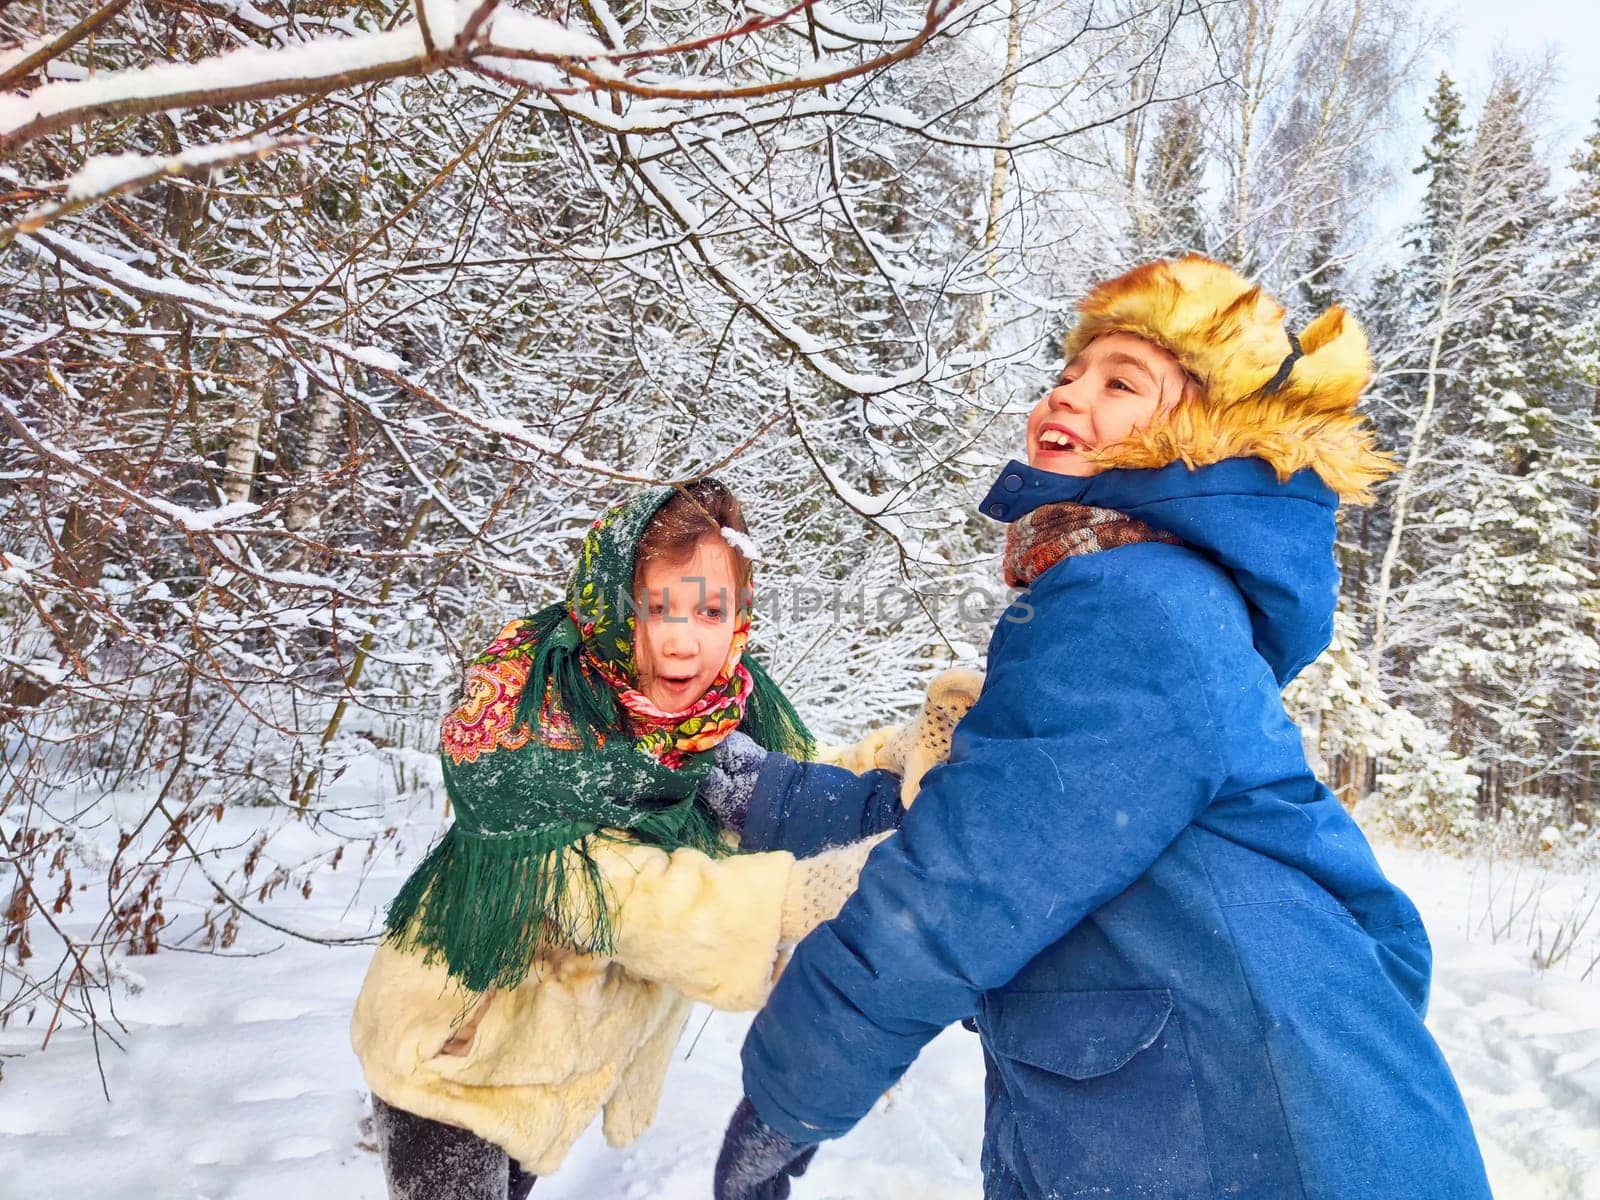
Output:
(740, 457), (1492, 1200)
(350, 737), (905, 1175)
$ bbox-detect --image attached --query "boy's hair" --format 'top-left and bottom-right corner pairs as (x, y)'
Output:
(633, 478), (750, 591)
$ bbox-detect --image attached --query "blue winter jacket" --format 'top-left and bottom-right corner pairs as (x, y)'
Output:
(740, 755), (905, 857)
(740, 459), (1491, 1200)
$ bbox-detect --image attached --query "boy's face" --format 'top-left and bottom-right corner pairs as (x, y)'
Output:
(633, 537), (741, 712)
(1026, 332), (1194, 476)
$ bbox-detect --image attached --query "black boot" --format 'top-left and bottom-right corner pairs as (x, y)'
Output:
(509, 1159), (538, 1200)
(373, 1094), (533, 1200)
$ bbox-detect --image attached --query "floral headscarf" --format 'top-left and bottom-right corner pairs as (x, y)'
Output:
(387, 484), (813, 994)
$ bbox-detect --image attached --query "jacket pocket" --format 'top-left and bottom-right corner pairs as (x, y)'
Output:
(433, 987), (497, 1059)
(981, 988), (1215, 1199)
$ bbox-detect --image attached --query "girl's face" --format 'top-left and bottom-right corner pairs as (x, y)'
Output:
(1026, 332), (1194, 476)
(633, 537), (741, 711)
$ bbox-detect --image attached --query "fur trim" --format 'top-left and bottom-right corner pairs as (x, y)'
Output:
(1062, 255), (1395, 503)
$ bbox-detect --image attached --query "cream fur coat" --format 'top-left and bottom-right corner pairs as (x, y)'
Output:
(349, 668), (983, 1174)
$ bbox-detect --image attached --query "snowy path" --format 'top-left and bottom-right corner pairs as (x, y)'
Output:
(2, 840), (1597, 1198)
(1382, 850), (1600, 1200)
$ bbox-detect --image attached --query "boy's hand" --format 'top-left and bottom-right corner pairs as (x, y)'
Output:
(780, 833), (891, 943)
(699, 730), (770, 831)
(814, 667), (984, 805)
(714, 1097), (818, 1200)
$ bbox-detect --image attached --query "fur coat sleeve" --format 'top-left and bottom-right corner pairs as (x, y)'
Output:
(351, 838), (795, 1174)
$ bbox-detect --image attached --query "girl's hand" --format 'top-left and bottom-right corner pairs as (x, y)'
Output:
(699, 730), (771, 831)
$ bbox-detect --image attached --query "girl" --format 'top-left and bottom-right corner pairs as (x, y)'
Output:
(715, 256), (1493, 1200)
(352, 479), (906, 1200)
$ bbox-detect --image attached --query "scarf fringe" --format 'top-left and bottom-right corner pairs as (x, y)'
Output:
(384, 822), (615, 995)
(384, 795), (732, 995)
(741, 656), (816, 760)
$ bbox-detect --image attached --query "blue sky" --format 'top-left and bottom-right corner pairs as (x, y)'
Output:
(1362, 0), (1598, 249)
(1428, 0), (1599, 162)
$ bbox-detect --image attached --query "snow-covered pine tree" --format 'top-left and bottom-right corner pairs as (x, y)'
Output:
(1550, 101), (1600, 826)
(1366, 66), (1597, 836)
(1355, 72), (1468, 682)
(1133, 98), (1208, 259)
(1430, 76), (1597, 823)
(1369, 70), (1533, 689)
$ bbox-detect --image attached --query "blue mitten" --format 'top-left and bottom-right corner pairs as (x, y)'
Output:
(699, 731), (771, 833)
(714, 1097), (818, 1200)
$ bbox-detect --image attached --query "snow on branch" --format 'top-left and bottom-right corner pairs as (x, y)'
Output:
(12, 227), (719, 487)
(0, 0), (133, 93)
(1, 22), (457, 154)
(0, 134), (314, 248)
(0, 0), (969, 155)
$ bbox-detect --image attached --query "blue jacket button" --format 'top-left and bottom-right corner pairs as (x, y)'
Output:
(1002, 473), (1023, 492)
(988, 502), (1006, 518)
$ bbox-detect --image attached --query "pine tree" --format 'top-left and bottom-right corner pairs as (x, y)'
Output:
(1410, 73), (1467, 269)
(1134, 99), (1208, 258)
(1366, 72), (1472, 690)
(1298, 227), (1344, 314)
(1391, 73), (1597, 826)
(1551, 102), (1600, 824)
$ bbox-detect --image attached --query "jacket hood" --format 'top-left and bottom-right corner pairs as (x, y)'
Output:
(980, 458), (1339, 685)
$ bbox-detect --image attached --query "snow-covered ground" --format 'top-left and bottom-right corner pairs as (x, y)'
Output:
(2, 802), (1598, 1199)
(1380, 847), (1600, 1199)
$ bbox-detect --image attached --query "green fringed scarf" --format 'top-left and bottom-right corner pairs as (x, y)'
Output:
(384, 484), (814, 995)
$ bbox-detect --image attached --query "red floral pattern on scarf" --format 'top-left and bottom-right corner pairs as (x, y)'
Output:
(440, 654), (536, 765)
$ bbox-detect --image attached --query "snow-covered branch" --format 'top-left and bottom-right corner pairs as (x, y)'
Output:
(0, 0), (969, 155)
(1, 134), (313, 247)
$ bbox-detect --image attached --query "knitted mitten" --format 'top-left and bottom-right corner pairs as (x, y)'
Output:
(700, 730), (771, 832)
(815, 667), (984, 806)
(779, 832), (892, 943)
(714, 1097), (818, 1200)
(889, 667), (984, 801)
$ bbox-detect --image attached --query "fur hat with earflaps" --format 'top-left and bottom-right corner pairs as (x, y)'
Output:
(1063, 255), (1395, 503)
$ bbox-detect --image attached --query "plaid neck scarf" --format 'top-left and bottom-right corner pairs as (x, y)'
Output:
(1003, 501), (1181, 588)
